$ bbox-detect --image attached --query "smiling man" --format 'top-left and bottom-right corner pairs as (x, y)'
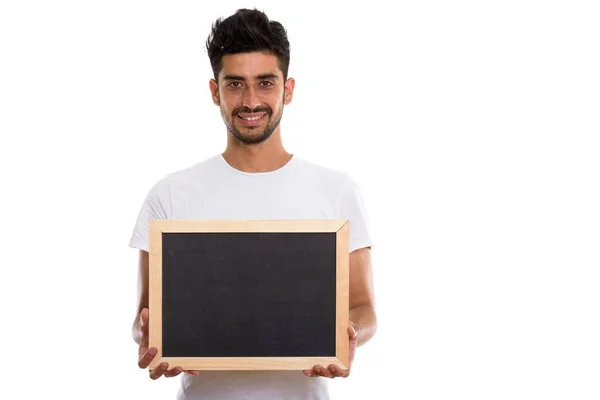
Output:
(215, 61), (287, 144)
(129, 8), (377, 400)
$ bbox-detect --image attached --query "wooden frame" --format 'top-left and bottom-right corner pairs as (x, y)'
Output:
(148, 219), (350, 371)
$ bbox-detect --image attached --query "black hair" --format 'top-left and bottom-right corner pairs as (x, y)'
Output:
(206, 8), (291, 80)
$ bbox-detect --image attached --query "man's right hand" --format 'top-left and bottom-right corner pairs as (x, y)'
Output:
(137, 308), (199, 379)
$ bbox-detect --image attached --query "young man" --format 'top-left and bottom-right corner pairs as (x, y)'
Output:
(129, 8), (377, 400)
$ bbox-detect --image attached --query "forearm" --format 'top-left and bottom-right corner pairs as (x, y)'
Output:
(132, 312), (143, 345)
(350, 305), (377, 347)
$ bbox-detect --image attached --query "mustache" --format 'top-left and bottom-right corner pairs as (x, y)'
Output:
(233, 105), (272, 115)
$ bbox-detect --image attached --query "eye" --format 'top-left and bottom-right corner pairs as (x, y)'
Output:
(260, 81), (273, 87)
(228, 81), (242, 88)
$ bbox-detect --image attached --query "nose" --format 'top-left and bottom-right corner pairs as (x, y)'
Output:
(242, 86), (261, 110)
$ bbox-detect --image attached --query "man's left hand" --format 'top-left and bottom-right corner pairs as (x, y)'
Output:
(303, 322), (358, 378)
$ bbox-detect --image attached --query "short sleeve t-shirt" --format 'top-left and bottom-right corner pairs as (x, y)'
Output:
(129, 153), (373, 400)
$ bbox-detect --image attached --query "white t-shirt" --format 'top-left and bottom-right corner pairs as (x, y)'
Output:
(129, 153), (373, 400)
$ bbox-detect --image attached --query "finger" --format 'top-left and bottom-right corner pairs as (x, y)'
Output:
(185, 370), (200, 376)
(140, 308), (149, 336)
(303, 366), (320, 378)
(164, 366), (184, 377)
(149, 362), (168, 380)
(138, 347), (158, 369)
(313, 365), (333, 378)
(348, 325), (357, 339)
(328, 365), (349, 378)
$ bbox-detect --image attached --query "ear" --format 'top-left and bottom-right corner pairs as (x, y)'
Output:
(209, 78), (220, 106)
(284, 77), (295, 105)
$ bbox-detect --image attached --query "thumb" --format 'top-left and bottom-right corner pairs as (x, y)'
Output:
(348, 323), (358, 339)
(140, 308), (149, 333)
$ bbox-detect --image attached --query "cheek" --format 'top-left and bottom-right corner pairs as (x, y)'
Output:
(219, 97), (236, 114)
(267, 95), (284, 111)
(218, 90), (234, 104)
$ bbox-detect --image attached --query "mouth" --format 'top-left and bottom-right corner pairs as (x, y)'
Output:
(236, 112), (268, 126)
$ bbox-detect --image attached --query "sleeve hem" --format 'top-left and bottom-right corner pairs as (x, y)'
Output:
(350, 235), (373, 253)
(128, 239), (149, 253)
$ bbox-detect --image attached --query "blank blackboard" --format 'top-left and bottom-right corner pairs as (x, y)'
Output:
(148, 220), (350, 371)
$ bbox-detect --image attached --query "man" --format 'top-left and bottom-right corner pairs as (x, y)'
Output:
(129, 8), (377, 400)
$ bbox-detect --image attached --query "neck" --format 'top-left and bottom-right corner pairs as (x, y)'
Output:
(222, 127), (292, 173)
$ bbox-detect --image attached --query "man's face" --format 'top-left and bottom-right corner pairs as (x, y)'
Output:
(210, 51), (294, 145)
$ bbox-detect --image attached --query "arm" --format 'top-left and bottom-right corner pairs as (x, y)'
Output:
(349, 246), (377, 347)
(132, 250), (149, 345)
(133, 250), (199, 378)
(304, 246), (377, 378)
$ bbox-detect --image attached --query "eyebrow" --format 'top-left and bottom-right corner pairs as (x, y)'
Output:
(222, 73), (280, 81)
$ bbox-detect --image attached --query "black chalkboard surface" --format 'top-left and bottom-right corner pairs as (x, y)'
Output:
(148, 220), (350, 371)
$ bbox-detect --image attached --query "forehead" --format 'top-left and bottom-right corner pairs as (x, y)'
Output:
(219, 51), (282, 80)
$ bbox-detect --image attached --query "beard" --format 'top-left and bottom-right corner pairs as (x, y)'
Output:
(221, 100), (284, 145)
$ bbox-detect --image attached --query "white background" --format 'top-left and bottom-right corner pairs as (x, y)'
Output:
(1, 0), (599, 399)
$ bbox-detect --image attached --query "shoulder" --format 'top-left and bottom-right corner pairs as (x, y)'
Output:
(293, 157), (367, 211)
(292, 155), (354, 190)
(150, 155), (220, 191)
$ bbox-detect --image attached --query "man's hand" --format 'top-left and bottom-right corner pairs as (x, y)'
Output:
(303, 322), (358, 379)
(137, 308), (199, 379)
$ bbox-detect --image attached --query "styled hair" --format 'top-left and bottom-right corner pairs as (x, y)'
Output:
(206, 8), (291, 80)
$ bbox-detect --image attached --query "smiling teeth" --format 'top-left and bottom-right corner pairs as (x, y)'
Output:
(241, 115), (263, 120)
